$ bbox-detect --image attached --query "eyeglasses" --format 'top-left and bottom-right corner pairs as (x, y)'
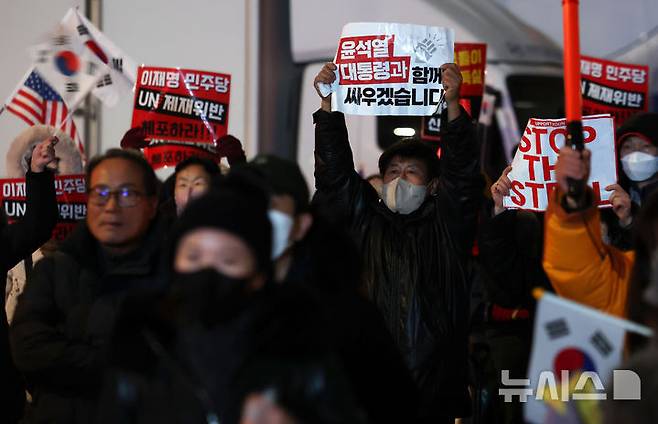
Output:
(88, 186), (144, 208)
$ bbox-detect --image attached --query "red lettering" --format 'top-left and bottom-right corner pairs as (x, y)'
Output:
(541, 156), (556, 181)
(583, 126), (596, 144)
(591, 181), (610, 206)
(524, 154), (540, 181)
(546, 182), (558, 198)
(549, 128), (567, 154)
(510, 180), (526, 207)
(519, 126), (532, 153)
(532, 128), (548, 155)
(526, 182), (544, 209)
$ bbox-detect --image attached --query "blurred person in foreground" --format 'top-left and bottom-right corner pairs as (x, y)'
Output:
(230, 155), (418, 422)
(10, 148), (164, 423)
(100, 184), (365, 423)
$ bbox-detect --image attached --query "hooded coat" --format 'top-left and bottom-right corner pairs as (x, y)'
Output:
(313, 108), (482, 420)
(616, 112), (658, 205)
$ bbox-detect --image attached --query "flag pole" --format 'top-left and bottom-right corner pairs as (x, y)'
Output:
(562, 0), (586, 203)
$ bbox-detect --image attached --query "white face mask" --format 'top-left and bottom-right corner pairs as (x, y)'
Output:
(268, 209), (294, 259)
(621, 151), (658, 182)
(380, 177), (427, 215)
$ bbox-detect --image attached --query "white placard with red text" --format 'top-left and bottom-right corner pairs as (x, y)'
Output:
(503, 115), (617, 211)
(329, 22), (454, 116)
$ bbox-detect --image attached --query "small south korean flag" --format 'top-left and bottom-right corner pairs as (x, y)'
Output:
(522, 291), (650, 424)
(31, 22), (104, 110)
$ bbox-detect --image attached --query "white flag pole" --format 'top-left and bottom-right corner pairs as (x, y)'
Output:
(533, 288), (654, 338)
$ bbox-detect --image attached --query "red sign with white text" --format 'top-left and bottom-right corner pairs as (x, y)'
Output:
(336, 35), (413, 85)
(131, 66), (231, 144)
(0, 174), (87, 241)
(581, 56), (648, 127)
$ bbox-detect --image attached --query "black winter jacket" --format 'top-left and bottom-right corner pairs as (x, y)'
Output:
(313, 108), (482, 420)
(9, 217), (166, 424)
(0, 171), (57, 424)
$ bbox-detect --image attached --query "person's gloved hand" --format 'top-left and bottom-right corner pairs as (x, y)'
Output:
(120, 127), (150, 150)
(215, 134), (246, 166)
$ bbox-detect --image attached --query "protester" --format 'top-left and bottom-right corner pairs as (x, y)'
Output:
(479, 165), (552, 423)
(5, 128), (85, 327)
(172, 156), (221, 216)
(151, 133), (247, 220)
(616, 112), (658, 206)
(230, 155), (419, 422)
(596, 112), (658, 251)
(543, 145), (658, 320)
(230, 155), (313, 281)
(0, 137), (58, 424)
(313, 61), (482, 423)
(9, 148), (164, 423)
(98, 184), (272, 424)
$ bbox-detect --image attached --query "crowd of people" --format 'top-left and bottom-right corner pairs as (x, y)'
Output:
(0, 60), (656, 424)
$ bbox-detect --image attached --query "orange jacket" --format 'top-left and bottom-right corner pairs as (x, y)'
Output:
(543, 189), (634, 318)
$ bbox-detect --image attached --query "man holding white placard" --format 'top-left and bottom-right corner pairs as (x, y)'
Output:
(313, 45), (482, 422)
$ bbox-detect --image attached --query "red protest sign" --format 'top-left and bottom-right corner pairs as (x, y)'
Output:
(143, 143), (218, 170)
(0, 174), (87, 241)
(455, 43), (486, 98)
(581, 56), (649, 127)
(421, 42), (487, 141)
(131, 66), (231, 144)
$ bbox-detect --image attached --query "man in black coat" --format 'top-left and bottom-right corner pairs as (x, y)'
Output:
(312, 62), (483, 423)
(10, 148), (164, 423)
(1, 137), (58, 423)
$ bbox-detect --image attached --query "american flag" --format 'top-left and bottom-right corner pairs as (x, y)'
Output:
(5, 70), (84, 153)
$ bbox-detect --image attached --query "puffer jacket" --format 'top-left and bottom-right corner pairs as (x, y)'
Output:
(313, 108), (482, 420)
(543, 188), (634, 318)
(9, 216), (166, 424)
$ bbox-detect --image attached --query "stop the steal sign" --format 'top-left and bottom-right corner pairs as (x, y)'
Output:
(503, 114), (617, 211)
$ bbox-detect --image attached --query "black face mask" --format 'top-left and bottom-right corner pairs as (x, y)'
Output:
(170, 268), (252, 327)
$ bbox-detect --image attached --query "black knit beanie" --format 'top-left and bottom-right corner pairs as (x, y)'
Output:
(171, 187), (272, 274)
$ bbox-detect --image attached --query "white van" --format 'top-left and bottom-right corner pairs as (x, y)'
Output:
(292, 0), (565, 186)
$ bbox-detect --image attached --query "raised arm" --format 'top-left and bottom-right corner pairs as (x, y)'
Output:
(435, 63), (483, 254)
(312, 62), (377, 227)
(0, 137), (58, 271)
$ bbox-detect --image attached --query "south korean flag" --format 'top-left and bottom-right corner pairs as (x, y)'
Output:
(523, 291), (651, 423)
(60, 8), (137, 107)
(30, 22), (104, 110)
